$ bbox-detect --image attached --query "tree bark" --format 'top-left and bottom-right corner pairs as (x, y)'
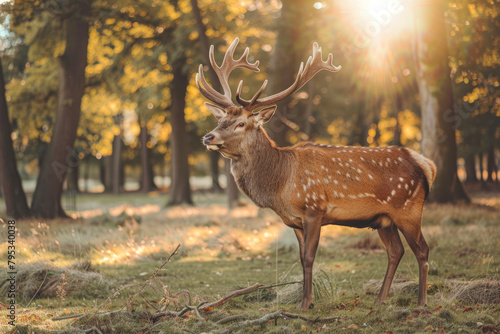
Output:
(167, 60), (193, 205)
(67, 163), (80, 192)
(210, 151), (222, 192)
(0, 56), (31, 218)
(465, 153), (478, 183)
(84, 155), (90, 193)
(112, 132), (121, 194)
(101, 156), (113, 192)
(147, 149), (158, 191)
(139, 121), (150, 193)
(30, 1), (91, 218)
(0, 163), (2, 198)
(486, 145), (497, 183)
(225, 159), (239, 209)
(415, 1), (470, 203)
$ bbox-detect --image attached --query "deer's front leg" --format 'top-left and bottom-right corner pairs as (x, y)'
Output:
(293, 228), (306, 285)
(298, 216), (322, 311)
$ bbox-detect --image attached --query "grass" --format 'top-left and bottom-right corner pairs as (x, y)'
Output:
(0, 191), (499, 333)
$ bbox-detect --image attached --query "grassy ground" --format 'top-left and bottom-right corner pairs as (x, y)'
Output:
(0, 191), (499, 333)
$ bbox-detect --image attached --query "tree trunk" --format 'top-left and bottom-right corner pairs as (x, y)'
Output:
(112, 132), (121, 194)
(147, 150), (158, 191)
(67, 163), (80, 192)
(486, 145), (497, 183)
(31, 0), (91, 218)
(210, 151), (222, 192)
(101, 156), (113, 192)
(415, 1), (470, 203)
(84, 155), (90, 193)
(167, 60), (193, 205)
(465, 153), (478, 183)
(478, 152), (488, 189)
(0, 163), (2, 198)
(225, 159), (239, 209)
(139, 121), (150, 193)
(0, 56), (31, 218)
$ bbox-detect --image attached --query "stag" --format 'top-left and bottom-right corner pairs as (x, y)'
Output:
(198, 38), (436, 311)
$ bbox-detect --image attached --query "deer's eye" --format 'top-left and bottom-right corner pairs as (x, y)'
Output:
(237, 122), (245, 127)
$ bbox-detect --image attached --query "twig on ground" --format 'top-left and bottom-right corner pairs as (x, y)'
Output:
(53, 310), (124, 322)
(52, 313), (88, 321)
(24, 269), (48, 308)
(215, 314), (247, 325)
(85, 327), (104, 334)
(219, 310), (284, 334)
(138, 292), (160, 311)
(281, 311), (341, 323)
(201, 283), (264, 310)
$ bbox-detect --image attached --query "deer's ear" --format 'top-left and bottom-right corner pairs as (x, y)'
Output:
(205, 103), (226, 120)
(254, 105), (277, 125)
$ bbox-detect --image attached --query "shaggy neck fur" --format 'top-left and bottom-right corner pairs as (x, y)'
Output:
(231, 126), (295, 209)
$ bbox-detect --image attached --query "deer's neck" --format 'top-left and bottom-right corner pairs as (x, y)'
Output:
(231, 127), (294, 209)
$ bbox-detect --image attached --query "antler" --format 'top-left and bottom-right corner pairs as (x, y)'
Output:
(236, 42), (341, 111)
(196, 38), (260, 108)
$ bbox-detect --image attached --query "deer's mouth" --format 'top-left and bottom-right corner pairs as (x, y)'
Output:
(206, 144), (224, 151)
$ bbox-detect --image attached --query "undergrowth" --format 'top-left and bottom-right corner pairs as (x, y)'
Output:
(0, 192), (498, 333)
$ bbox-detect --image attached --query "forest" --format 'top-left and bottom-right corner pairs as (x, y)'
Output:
(0, 0), (499, 333)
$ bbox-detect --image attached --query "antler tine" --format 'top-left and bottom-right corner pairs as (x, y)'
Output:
(244, 61), (306, 111)
(196, 65), (233, 108)
(235, 80), (249, 107)
(295, 42), (341, 91)
(236, 79), (269, 107)
(206, 38), (260, 106)
(245, 42), (340, 111)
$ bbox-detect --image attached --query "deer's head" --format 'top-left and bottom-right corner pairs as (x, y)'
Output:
(199, 38), (341, 159)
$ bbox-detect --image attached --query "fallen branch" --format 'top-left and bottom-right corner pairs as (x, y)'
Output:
(202, 283), (264, 310)
(281, 311), (341, 323)
(219, 310), (283, 334)
(215, 314), (247, 325)
(53, 310), (125, 322)
(52, 313), (87, 321)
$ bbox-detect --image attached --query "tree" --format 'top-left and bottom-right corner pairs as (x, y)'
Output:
(415, 1), (470, 203)
(167, 57), (193, 205)
(0, 56), (31, 218)
(31, 0), (92, 217)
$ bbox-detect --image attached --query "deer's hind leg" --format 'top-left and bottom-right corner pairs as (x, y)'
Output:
(376, 223), (405, 304)
(397, 217), (429, 306)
